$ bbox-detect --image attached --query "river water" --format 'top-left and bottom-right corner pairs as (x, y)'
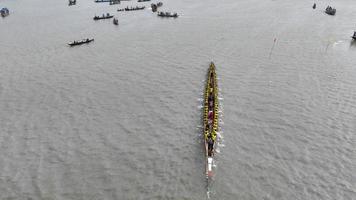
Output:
(0, 0), (355, 199)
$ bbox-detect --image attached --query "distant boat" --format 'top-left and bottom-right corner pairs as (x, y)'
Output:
(352, 31), (356, 40)
(1, 7), (9, 17)
(151, 4), (157, 12)
(124, 6), (145, 11)
(157, 11), (178, 18)
(151, 2), (162, 12)
(109, 0), (120, 5)
(93, 13), (114, 20)
(94, 0), (111, 2)
(69, 0), (76, 6)
(113, 18), (119, 25)
(117, 8), (125, 12)
(312, 3), (316, 9)
(68, 38), (94, 46)
(325, 6), (336, 15)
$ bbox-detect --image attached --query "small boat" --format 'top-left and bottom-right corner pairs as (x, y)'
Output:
(113, 18), (119, 25)
(93, 13), (114, 20)
(151, 4), (157, 12)
(94, 0), (111, 2)
(203, 62), (219, 180)
(325, 6), (336, 15)
(1, 8), (9, 17)
(124, 6), (145, 11)
(117, 8), (125, 12)
(312, 3), (316, 9)
(109, 0), (120, 5)
(69, 0), (76, 6)
(157, 11), (178, 18)
(352, 31), (356, 40)
(138, 0), (150, 2)
(68, 38), (94, 46)
(151, 2), (162, 12)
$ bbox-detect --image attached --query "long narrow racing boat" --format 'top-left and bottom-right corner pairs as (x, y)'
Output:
(203, 62), (219, 180)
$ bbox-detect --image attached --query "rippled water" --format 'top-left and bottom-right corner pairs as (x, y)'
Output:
(1, 0), (355, 199)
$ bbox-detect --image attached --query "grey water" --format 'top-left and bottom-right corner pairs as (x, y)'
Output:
(1, 0), (355, 199)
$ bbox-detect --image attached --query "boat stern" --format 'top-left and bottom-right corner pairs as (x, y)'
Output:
(207, 157), (213, 178)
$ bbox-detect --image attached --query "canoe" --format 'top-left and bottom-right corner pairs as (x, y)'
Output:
(157, 11), (178, 18)
(124, 6), (145, 11)
(68, 39), (94, 46)
(203, 62), (219, 179)
(93, 15), (114, 20)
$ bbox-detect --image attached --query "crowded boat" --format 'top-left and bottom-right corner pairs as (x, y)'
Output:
(93, 13), (114, 20)
(203, 62), (219, 179)
(68, 38), (94, 46)
(157, 11), (178, 18)
(124, 6), (145, 11)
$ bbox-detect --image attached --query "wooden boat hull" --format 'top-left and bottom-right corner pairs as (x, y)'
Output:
(68, 39), (94, 46)
(124, 7), (145, 11)
(157, 12), (178, 18)
(93, 16), (114, 20)
(203, 62), (219, 179)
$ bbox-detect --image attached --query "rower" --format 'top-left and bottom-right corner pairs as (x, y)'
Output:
(207, 135), (214, 156)
(208, 94), (213, 102)
(208, 110), (213, 120)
